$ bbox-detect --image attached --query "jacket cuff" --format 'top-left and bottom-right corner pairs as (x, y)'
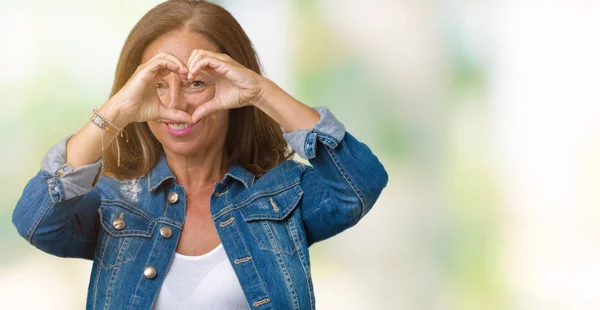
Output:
(283, 107), (346, 160)
(41, 135), (102, 201)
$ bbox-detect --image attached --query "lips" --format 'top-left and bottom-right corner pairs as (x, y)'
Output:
(163, 121), (198, 136)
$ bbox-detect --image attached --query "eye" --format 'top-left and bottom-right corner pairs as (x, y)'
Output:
(156, 82), (167, 90)
(188, 80), (205, 88)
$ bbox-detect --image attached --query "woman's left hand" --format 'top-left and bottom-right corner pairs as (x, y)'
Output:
(186, 49), (268, 123)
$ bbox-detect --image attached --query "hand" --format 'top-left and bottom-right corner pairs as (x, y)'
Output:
(106, 51), (194, 127)
(186, 49), (268, 123)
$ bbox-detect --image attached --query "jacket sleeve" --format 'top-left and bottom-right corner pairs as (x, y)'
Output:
(12, 135), (103, 259)
(283, 107), (388, 246)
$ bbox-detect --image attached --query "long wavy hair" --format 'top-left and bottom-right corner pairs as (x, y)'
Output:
(101, 0), (293, 180)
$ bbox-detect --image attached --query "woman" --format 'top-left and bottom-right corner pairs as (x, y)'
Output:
(12, 0), (388, 309)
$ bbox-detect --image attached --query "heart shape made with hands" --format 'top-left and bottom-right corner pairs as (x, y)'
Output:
(152, 49), (265, 125)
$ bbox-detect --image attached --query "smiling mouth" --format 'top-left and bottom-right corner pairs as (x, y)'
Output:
(166, 123), (193, 130)
(162, 121), (198, 136)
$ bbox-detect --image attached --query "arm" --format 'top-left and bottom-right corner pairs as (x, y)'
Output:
(13, 51), (192, 257)
(12, 136), (103, 259)
(282, 107), (388, 246)
(269, 102), (388, 246)
(185, 50), (389, 246)
(257, 80), (388, 245)
(12, 77), (128, 258)
(255, 81), (388, 245)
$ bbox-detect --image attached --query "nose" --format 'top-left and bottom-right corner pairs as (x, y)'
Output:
(157, 73), (188, 111)
(166, 82), (186, 110)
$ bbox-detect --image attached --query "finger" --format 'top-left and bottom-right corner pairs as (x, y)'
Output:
(157, 67), (171, 77)
(150, 52), (189, 75)
(195, 49), (234, 63)
(187, 50), (204, 80)
(187, 49), (201, 70)
(187, 50), (202, 81)
(146, 52), (189, 80)
(189, 56), (231, 80)
(159, 106), (193, 124)
(137, 58), (182, 84)
(192, 100), (222, 123)
(139, 59), (189, 85)
(188, 50), (235, 80)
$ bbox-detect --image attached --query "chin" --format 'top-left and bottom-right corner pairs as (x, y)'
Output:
(160, 139), (211, 156)
(157, 131), (228, 157)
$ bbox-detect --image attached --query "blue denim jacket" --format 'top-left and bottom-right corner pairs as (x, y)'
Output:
(12, 107), (388, 309)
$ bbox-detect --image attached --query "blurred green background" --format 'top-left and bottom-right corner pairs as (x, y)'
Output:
(1, 1), (599, 309)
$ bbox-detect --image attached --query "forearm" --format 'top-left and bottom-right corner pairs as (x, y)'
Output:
(66, 101), (125, 169)
(253, 78), (320, 133)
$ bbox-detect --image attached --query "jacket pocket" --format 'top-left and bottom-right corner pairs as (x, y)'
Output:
(238, 184), (304, 255)
(96, 201), (156, 269)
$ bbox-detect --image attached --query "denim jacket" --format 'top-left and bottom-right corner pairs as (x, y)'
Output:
(12, 107), (388, 309)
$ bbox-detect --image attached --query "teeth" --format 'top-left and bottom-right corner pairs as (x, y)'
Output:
(167, 123), (191, 130)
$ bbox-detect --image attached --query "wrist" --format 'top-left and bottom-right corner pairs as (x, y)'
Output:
(251, 78), (320, 133)
(98, 100), (130, 129)
(253, 78), (282, 111)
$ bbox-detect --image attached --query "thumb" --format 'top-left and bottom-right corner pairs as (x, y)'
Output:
(158, 107), (193, 124)
(192, 100), (222, 124)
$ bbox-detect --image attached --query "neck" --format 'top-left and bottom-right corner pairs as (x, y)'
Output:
(164, 146), (229, 194)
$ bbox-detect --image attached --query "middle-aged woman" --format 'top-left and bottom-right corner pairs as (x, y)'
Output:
(12, 0), (388, 309)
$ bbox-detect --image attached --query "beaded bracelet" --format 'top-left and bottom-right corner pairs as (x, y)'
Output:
(90, 107), (122, 134)
(90, 107), (129, 167)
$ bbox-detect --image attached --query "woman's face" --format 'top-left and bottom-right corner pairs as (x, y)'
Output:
(143, 29), (229, 157)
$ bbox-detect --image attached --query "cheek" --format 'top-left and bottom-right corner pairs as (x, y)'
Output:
(147, 121), (161, 137)
(186, 88), (215, 106)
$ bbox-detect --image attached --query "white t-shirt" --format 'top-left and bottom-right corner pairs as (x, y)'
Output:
(153, 244), (250, 309)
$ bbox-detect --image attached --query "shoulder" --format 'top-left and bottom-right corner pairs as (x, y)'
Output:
(229, 159), (308, 205)
(254, 159), (310, 188)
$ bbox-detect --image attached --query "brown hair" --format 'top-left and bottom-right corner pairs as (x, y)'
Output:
(102, 0), (293, 180)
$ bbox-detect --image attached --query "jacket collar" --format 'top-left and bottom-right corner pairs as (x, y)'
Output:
(147, 152), (255, 192)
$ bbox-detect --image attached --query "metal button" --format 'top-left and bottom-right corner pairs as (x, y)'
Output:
(112, 213), (126, 231)
(159, 226), (173, 239)
(167, 192), (179, 204)
(143, 266), (157, 279)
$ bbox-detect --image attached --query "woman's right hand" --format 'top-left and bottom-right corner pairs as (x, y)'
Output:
(103, 51), (193, 127)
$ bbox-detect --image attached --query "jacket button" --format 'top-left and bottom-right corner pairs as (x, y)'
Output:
(167, 192), (179, 204)
(112, 217), (126, 231)
(159, 226), (173, 239)
(143, 266), (157, 279)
